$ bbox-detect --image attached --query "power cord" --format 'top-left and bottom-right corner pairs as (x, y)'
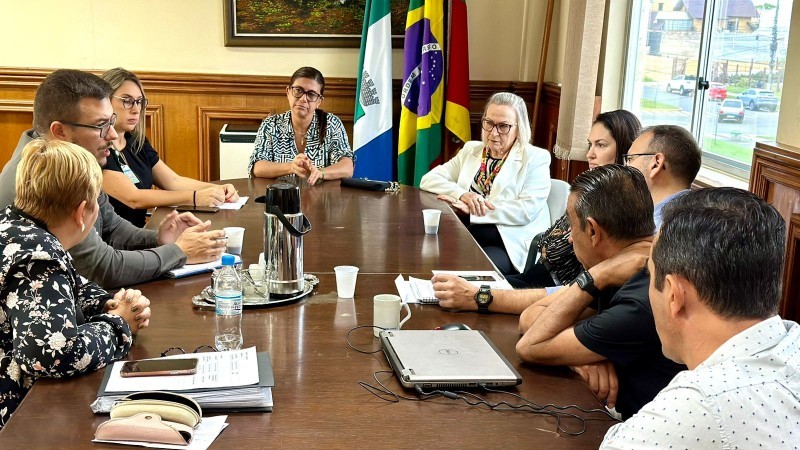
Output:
(345, 325), (386, 354)
(347, 325), (620, 436)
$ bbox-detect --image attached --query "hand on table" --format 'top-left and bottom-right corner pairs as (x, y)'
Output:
(432, 273), (480, 311)
(291, 154), (313, 179)
(437, 194), (469, 215)
(570, 360), (618, 409)
(106, 288), (152, 333)
(221, 183), (240, 203)
(459, 192), (495, 216)
(307, 164), (326, 185)
(195, 185), (226, 207)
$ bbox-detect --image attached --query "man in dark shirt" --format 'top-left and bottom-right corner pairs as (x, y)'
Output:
(516, 165), (685, 419)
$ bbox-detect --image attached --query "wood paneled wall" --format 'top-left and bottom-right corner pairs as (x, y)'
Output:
(751, 142), (800, 322)
(0, 68), (564, 182)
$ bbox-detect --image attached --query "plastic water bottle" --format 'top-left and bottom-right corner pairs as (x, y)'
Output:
(215, 255), (243, 351)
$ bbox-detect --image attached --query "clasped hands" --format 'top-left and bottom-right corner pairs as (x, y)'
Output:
(156, 211), (227, 264)
(291, 153), (325, 184)
(437, 192), (495, 216)
(105, 288), (151, 334)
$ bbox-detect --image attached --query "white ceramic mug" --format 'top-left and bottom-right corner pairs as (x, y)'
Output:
(373, 294), (411, 337)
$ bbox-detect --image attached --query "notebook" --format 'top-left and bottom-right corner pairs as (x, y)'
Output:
(380, 330), (522, 389)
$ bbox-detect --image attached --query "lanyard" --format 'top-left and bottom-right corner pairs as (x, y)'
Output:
(476, 147), (509, 196)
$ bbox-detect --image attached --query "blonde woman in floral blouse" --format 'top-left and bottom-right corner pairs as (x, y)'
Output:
(0, 139), (151, 428)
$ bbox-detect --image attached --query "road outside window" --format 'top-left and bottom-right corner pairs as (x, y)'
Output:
(623, 0), (793, 180)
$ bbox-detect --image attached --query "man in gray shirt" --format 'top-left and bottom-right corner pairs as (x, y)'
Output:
(0, 69), (226, 288)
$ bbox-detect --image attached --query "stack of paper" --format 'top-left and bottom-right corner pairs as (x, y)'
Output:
(91, 347), (273, 413)
(395, 271), (513, 304)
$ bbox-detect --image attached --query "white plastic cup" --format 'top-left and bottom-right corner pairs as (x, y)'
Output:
(223, 227), (245, 255)
(334, 265), (359, 298)
(422, 209), (441, 235)
(373, 294), (412, 337)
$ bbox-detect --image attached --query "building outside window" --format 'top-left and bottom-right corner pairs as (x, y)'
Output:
(623, 0), (793, 181)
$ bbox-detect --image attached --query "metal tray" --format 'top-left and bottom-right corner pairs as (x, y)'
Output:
(192, 273), (319, 309)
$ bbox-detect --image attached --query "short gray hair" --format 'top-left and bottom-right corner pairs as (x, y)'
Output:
(483, 92), (531, 147)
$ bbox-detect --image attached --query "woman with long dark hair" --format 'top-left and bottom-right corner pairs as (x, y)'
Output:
(249, 66), (354, 184)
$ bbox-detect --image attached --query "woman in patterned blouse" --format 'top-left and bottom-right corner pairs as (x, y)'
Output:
(0, 139), (151, 428)
(249, 66), (354, 184)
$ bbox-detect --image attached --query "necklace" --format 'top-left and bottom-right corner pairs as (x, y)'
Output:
(476, 147), (510, 195)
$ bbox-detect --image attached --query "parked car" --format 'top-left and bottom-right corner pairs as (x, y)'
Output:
(666, 75), (696, 96)
(718, 99), (744, 123)
(739, 89), (779, 112)
(707, 82), (727, 101)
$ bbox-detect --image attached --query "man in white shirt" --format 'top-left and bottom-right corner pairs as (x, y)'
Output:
(601, 187), (800, 449)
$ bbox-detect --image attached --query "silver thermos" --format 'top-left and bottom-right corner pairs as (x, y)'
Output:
(264, 182), (312, 297)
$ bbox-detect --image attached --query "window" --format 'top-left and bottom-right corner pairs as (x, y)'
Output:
(623, 0), (793, 180)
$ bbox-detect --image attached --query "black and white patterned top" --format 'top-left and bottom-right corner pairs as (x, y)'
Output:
(601, 315), (800, 449)
(248, 110), (353, 176)
(0, 206), (132, 428)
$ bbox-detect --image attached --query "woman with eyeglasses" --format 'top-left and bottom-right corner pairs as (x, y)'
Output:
(0, 139), (150, 428)
(101, 68), (239, 227)
(248, 66), (354, 184)
(420, 92), (552, 276)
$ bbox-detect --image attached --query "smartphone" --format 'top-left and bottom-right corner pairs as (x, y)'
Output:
(175, 205), (219, 213)
(459, 275), (497, 282)
(119, 357), (199, 377)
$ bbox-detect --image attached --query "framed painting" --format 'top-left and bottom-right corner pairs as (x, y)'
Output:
(224, 0), (408, 48)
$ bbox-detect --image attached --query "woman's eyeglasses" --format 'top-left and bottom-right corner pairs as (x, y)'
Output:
(288, 86), (322, 102)
(160, 345), (217, 357)
(481, 119), (515, 135)
(60, 113), (117, 139)
(114, 95), (149, 110)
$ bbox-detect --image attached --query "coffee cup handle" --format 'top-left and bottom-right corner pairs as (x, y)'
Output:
(397, 301), (412, 330)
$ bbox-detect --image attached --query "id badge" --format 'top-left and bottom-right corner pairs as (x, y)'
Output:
(121, 164), (141, 184)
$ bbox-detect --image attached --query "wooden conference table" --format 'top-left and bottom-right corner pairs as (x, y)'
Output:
(0, 178), (615, 449)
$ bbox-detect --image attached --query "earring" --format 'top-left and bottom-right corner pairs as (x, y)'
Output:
(81, 224), (85, 233)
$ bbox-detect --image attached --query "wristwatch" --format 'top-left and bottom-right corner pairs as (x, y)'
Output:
(475, 285), (493, 313)
(574, 270), (602, 300)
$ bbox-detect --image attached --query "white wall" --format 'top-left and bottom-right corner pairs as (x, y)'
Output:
(776, 0), (800, 148)
(0, 0), (565, 83)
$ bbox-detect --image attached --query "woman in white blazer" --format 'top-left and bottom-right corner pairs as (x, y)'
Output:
(420, 92), (551, 274)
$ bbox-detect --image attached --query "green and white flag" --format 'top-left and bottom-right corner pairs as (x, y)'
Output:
(353, 0), (393, 181)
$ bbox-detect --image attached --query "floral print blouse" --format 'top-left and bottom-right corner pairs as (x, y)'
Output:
(0, 206), (131, 428)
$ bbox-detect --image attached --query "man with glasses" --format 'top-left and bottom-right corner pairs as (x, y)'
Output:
(0, 69), (227, 288)
(622, 125), (701, 228)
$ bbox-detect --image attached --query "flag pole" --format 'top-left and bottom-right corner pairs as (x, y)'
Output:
(531, 0), (556, 139)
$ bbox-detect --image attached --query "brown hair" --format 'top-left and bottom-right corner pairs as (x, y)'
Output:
(592, 110), (642, 163)
(33, 69), (112, 135)
(290, 66), (328, 146)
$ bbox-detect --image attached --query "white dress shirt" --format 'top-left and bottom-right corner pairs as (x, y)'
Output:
(601, 315), (800, 449)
